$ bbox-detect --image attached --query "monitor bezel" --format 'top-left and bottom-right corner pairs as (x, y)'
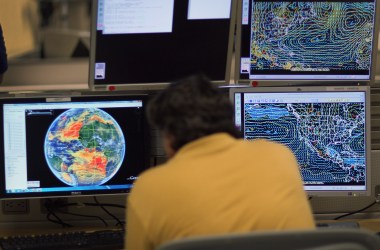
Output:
(0, 91), (151, 200)
(89, 0), (237, 91)
(229, 85), (371, 197)
(234, 0), (380, 86)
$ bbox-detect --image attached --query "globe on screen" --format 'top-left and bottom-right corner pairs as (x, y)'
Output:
(44, 108), (125, 186)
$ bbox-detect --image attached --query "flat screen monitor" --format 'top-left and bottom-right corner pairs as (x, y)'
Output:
(89, 0), (237, 91)
(0, 92), (150, 199)
(235, 0), (379, 85)
(230, 85), (371, 196)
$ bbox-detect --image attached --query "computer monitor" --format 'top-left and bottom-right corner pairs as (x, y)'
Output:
(230, 86), (371, 196)
(235, 0), (379, 85)
(0, 92), (150, 199)
(89, 0), (237, 91)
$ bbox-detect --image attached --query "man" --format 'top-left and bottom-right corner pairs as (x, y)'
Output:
(125, 74), (315, 250)
(0, 25), (8, 83)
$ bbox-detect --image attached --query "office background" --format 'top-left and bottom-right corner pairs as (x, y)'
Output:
(0, 0), (379, 232)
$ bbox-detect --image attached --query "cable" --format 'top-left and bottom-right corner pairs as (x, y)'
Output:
(44, 199), (108, 227)
(333, 201), (378, 220)
(93, 196), (125, 228)
(84, 202), (126, 209)
(56, 209), (109, 227)
(44, 198), (125, 228)
(46, 211), (73, 228)
(59, 202), (126, 209)
(50, 196), (125, 228)
(44, 199), (73, 228)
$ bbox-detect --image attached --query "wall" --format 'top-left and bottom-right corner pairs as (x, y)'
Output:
(1, 59), (89, 89)
(0, 0), (39, 58)
(376, 38), (380, 77)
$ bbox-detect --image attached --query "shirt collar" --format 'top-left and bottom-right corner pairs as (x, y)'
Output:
(172, 133), (237, 160)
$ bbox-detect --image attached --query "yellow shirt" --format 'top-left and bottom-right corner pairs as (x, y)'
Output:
(125, 133), (315, 250)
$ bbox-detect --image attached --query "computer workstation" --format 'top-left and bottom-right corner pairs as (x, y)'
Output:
(0, 92), (151, 249)
(0, 1), (239, 249)
(0, 0), (239, 199)
(231, 0), (380, 217)
(234, 0), (379, 86)
(230, 0), (380, 229)
(0, 0), (379, 249)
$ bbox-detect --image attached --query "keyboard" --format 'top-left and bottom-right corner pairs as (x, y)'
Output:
(0, 229), (124, 250)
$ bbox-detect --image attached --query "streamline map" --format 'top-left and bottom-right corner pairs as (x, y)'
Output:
(250, 1), (375, 73)
(244, 102), (366, 186)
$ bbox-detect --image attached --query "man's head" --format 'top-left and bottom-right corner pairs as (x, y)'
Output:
(147, 74), (240, 157)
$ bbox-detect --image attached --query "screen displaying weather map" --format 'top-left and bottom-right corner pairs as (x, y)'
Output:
(0, 95), (150, 198)
(44, 108), (126, 187)
(232, 86), (370, 196)
(238, 0), (377, 81)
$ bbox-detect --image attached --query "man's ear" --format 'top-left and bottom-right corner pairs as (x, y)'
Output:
(163, 133), (176, 158)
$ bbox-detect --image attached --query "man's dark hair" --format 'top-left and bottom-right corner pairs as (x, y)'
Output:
(0, 25), (8, 76)
(147, 74), (240, 151)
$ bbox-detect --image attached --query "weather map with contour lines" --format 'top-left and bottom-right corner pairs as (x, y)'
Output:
(250, 1), (375, 73)
(44, 108), (125, 186)
(244, 102), (366, 186)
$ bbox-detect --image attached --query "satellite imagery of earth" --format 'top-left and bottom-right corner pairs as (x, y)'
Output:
(44, 108), (125, 186)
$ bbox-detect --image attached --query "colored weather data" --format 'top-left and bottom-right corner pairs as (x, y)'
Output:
(250, 1), (375, 72)
(244, 102), (366, 185)
(44, 108), (125, 186)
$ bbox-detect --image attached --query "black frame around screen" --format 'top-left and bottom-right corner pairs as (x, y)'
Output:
(89, 0), (236, 88)
(229, 86), (371, 197)
(235, 0), (378, 83)
(0, 94), (151, 199)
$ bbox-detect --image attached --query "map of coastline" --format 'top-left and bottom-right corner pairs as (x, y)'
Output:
(244, 102), (366, 185)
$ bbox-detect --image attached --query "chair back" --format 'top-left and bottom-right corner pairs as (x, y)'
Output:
(157, 229), (380, 250)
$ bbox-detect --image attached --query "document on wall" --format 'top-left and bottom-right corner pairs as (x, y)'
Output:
(188, 0), (231, 20)
(102, 0), (175, 34)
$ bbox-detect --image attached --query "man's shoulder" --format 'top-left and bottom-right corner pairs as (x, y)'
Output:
(133, 163), (174, 188)
(244, 138), (289, 148)
(137, 164), (168, 180)
(129, 162), (184, 204)
(240, 139), (295, 156)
